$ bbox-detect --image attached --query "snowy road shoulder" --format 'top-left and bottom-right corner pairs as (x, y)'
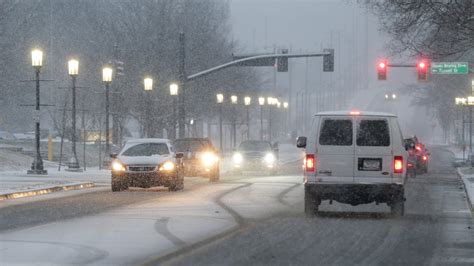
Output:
(457, 167), (474, 212)
(0, 181), (95, 200)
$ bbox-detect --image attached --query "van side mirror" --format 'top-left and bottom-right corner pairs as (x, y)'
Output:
(110, 153), (118, 159)
(296, 136), (307, 148)
(176, 152), (184, 159)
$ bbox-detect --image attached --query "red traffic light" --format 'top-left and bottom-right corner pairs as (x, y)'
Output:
(377, 60), (388, 80)
(417, 60), (429, 81)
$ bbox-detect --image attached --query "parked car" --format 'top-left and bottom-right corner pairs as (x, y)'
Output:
(110, 138), (184, 192)
(232, 140), (279, 175)
(174, 138), (220, 182)
(297, 111), (408, 216)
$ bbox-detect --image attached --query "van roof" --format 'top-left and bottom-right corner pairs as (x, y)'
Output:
(315, 111), (396, 117)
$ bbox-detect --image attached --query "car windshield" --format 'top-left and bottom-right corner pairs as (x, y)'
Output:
(239, 141), (272, 151)
(174, 140), (211, 152)
(121, 143), (169, 156)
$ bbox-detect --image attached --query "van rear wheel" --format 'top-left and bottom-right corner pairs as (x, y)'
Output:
(390, 200), (405, 217)
(304, 190), (320, 217)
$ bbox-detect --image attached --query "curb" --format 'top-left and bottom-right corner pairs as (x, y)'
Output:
(456, 168), (474, 212)
(0, 182), (95, 200)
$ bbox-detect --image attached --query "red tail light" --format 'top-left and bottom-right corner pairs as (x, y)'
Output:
(415, 144), (422, 151)
(305, 154), (315, 172)
(422, 155), (428, 161)
(394, 156), (403, 174)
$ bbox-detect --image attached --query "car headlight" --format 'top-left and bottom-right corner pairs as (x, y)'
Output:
(232, 152), (243, 164)
(159, 161), (175, 171)
(201, 152), (218, 167)
(112, 161), (126, 172)
(264, 153), (275, 164)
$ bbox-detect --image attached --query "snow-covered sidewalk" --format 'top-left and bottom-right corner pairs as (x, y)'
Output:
(457, 167), (474, 211)
(0, 144), (303, 201)
(0, 167), (110, 200)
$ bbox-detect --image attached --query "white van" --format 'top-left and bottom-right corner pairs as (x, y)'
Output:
(296, 111), (408, 216)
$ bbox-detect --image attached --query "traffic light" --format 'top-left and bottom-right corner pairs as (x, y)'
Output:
(417, 60), (428, 81)
(277, 49), (288, 72)
(377, 60), (388, 80)
(323, 48), (334, 72)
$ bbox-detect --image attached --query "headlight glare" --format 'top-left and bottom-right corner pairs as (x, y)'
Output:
(112, 161), (126, 172)
(264, 153), (275, 164)
(232, 152), (243, 164)
(159, 161), (175, 171)
(202, 152), (218, 167)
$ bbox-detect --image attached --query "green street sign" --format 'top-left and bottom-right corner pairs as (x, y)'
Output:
(431, 62), (469, 74)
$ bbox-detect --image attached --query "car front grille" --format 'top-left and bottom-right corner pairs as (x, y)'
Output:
(244, 152), (264, 158)
(128, 166), (156, 172)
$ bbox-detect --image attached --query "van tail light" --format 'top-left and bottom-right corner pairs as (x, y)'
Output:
(305, 154), (315, 172)
(394, 156), (403, 174)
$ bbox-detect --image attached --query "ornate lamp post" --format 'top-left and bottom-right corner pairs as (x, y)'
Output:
(283, 101), (289, 137)
(244, 96), (251, 140)
(28, 49), (47, 174)
(258, 97), (265, 140)
(216, 93), (224, 151)
(170, 82), (179, 140)
(267, 97), (275, 142)
(143, 77), (153, 137)
(102, 67), (113, 161)
(66, 59), (81, 171)
(231, 95), (238, 148)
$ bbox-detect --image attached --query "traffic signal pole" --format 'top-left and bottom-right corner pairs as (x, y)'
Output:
(176, 33), (333, 137)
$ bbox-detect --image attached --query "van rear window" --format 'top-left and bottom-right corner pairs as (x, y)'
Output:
(357, 120), (390, 146)
(319, 119), (353, 146)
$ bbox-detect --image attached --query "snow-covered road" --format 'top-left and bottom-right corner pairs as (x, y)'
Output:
(1, 146), (473, 265)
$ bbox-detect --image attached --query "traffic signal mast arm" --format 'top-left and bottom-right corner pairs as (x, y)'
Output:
(386, 64), (417, 68)
(377, 59), (429, 81)
(186, 52), (331, 82)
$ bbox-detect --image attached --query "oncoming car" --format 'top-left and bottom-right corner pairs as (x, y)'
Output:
(110, 138), (184, 192)
(232, 140), (279, 175)
(297, 111), (408, 216)
(174, 138), (220, 181)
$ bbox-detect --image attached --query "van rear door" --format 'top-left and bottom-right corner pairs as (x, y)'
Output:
(354, 117), (392, 183)
(316, 117), (354, 183)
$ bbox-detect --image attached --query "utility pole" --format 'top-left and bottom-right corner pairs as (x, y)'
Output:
(178, 32), (186, 138)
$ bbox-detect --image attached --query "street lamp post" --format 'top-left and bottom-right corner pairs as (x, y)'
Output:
(170, 83), (179, 140)
(231, 95), (238, 148)
(267, 97), (275, 143)
(468, 96), (474, 162)
(28, 49), (47, 175)
(258, 97), (265, 140)
(102, 67), (113, 163)
(283, 101), (289, 137)
(66, 59), (81, 171)
(144, 77), (153, 137)
(456, 97), (467, 160)
(244, 96), (251, 140)
(216, 93), (224, 151)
